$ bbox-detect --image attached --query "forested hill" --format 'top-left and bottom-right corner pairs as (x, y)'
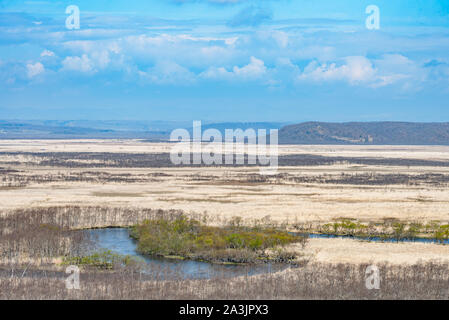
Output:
(278, 122), (449, 145)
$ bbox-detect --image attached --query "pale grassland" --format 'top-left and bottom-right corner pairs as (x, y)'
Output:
(296, 238), (449, 265)
(1, 140), (449, 265)
(1, 139), (449, 160)
(1, 165), (449, 224)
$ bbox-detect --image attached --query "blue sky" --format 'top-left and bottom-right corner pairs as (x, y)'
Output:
(0, 0), (449, 122)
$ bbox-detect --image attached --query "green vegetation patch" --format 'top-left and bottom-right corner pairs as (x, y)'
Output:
(63, 250), (143, 270)
(130, 215), (303, 264)
(435, 225), (449, 243)
(300, 218), (449, 243)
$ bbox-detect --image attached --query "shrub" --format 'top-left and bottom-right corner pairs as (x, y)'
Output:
(131, 214), (305, 264)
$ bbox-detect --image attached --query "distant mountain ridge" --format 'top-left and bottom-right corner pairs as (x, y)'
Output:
(279, 122), (449, 145)
(2, 120), (449, 145)
(0, 120), (285, 140)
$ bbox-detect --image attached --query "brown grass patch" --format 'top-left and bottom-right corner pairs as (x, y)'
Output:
(157, 197), (242, 204)
(92, 192), (145, 197)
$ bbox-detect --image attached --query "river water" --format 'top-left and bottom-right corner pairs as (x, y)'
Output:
(85, 228), (290, 280)
(85, 228), (447, 280)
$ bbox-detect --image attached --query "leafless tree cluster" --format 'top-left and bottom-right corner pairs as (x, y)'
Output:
(1, 261), (448, 299)
(285, 172), (449, 186)
(0, 206), (190, 265)
(0, 206), (188, 231)
(3, 151), (449, 169)
(0, 171), (163, 188)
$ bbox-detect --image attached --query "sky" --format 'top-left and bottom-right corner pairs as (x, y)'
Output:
(0, 0), (449, 122)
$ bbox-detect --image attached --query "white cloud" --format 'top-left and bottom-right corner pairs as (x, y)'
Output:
(91, 51), (111, 69)
(61, 54), (94, 73)
(299, 56), (376, 84)
(233, 56), (267, 78)
(20, 24), (432, 90)
(268, 58), (301, 86)
(61, 40), (125, 72)
(268, 31), (289, 48)
(139, 61), (195, 85)
(201, 56), (266, 81)
(40, 50), (55, 57)
(26, 62), (44, 78)
(297, 54), (426, 88)
(63, 40), (121, 55)
(121, 34), (239, 69)
(200, 66), (233, 80)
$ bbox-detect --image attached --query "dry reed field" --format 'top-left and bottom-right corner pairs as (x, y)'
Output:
(1, 140), (449, 299)
(2, 262), (449, 300)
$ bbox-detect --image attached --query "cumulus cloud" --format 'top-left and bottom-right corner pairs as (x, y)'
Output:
(200, 66), (233, 80)
(1, 10), (439, 91)
(270, 31), (288, 48)
(40, 50), (54, 57)
(33, 28), (427, 90)
(299, 56), (376, 84)
(200, 56), (266, 80)
(26, 62), (44, 78)
(139, 60), (196, 85)
(297, 54), (429, 89)
(233, 56), (267, 78)
(268, 58), (301, 85)
(371, 54), (416, 87)
(116, 33), (241, 70)
(90, 50), (111, 69)
(61, 54), (94, 73)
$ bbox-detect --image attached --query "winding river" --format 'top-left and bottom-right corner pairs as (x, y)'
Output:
(85, 227), (447, 280)
(85, 228), (290, 280)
